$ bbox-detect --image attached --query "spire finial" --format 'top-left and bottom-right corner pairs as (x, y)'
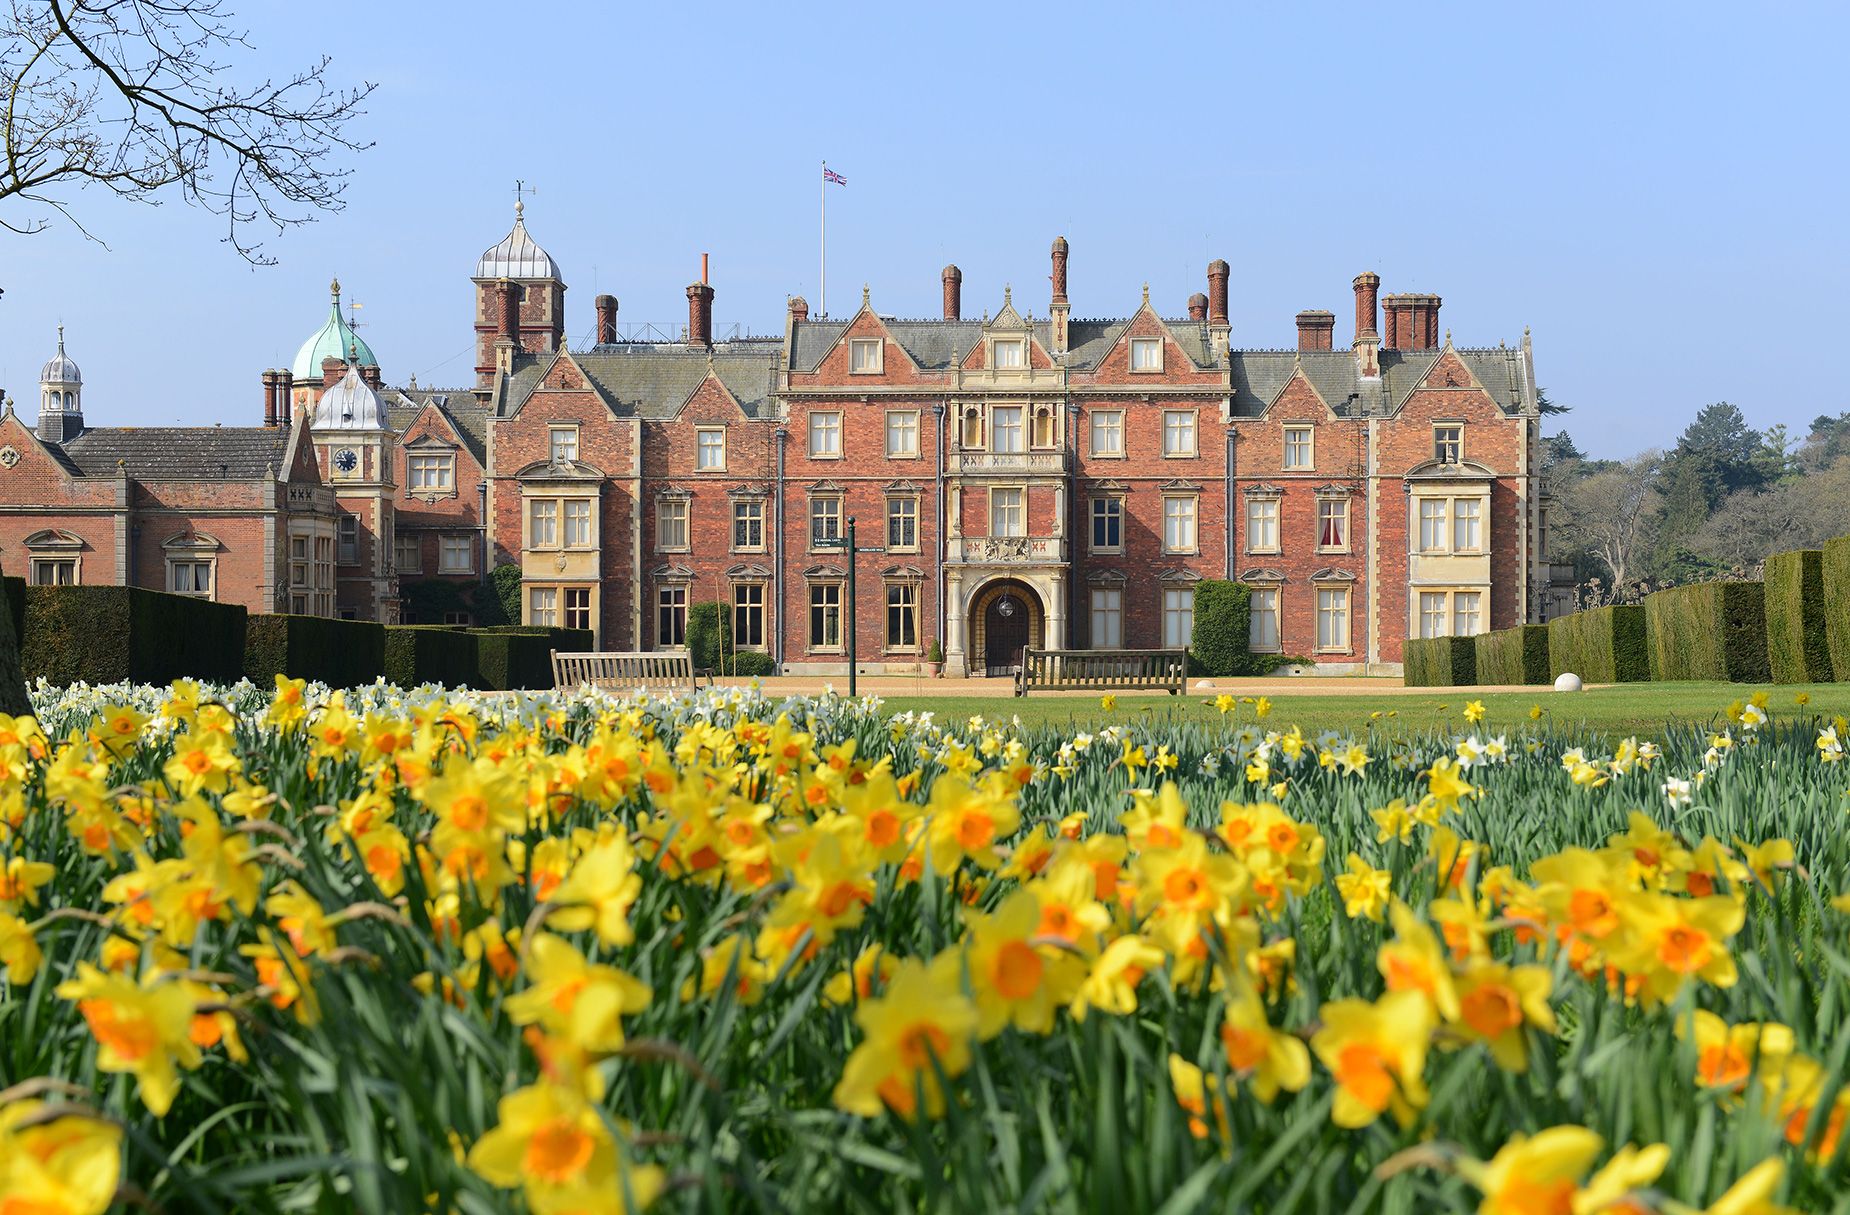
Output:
(1003, 284), (1012, 307)
(330, 276), (341, 302)
(1444, 328), (1453, 347)
(862, 283), (870, 308)
(1142, 282), (1150, 306)
(56, 324), (65, 352)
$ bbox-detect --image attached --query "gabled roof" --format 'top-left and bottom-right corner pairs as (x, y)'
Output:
(389, 388), (490, 464)
(58, 426), (293, 479)
(1222, 347), (1527, 419)
(503, 342), (782, 420)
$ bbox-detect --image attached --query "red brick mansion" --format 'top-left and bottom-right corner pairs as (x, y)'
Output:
(0, 208), (1554, 675)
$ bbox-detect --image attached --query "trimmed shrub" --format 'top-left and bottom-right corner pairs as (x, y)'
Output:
(490, 564), (523, 629)
(1474, 625), (1551, 686)
(0, 572), (25, 716)
(3, 577), (23, 655)
(20, 585), (245, 685)
(383, 626), (477, 688)
(1763, 550), (1832, 684)
(244, 614), (385, 688)
(1190, 581), (1251, 677)
(725, 651), (777, 678)
(1404, 636), (1476, 686)
(1822, 535), (1850, 681)
(1643, 581), (1770, 683)
(687, 602), (729, 673)
(1547, 605), (1650, 684)
(468, 629), (557, 690)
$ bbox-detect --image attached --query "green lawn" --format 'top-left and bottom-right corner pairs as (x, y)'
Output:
(877, 680), (1850, 737)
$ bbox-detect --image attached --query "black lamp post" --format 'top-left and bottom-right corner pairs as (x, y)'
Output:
(817, 517), (859, 698)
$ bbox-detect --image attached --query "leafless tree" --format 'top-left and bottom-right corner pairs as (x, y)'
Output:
(1693, 454), (1850, 571)
(1553, 450), (1664, 591)
(1, 0), (373, 263)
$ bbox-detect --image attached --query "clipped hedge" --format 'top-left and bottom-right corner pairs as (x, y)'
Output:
(1190, 581), (1251, 677)
(1763, 550), (1833, 684)
(1474, 625), (1550, 686)
(20, 585), (245, 685)
(1403, 636), (1476, 686)
(1823, 535), (1850, 681)
(469, 629), (557, 691)
(383, 626), (477, 688)
(0, 573), (26, 716)
(1547, 605), (1649, 684)
(244, 614), (386, 689)
(1643, 581), (1770, 683)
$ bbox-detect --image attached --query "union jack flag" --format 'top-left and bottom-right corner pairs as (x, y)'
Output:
(823, 166), (847, 186)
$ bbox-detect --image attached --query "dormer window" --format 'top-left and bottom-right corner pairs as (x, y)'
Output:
(1131, 337), (1163, 372)
(993, 339), (1026, 369)
(849, 338), (883, 374)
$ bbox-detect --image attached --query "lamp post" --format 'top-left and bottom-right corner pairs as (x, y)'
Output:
(815, 516), (860, 698)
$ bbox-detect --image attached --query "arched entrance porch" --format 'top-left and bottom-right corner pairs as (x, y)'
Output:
(967, 578), (1045, 677)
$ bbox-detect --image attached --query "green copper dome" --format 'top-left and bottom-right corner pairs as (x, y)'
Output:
(292, 277), (376, 380)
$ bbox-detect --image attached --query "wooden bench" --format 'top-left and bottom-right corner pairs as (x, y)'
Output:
(1014, 648), (1188, 697)
(550, 651), (714, 693)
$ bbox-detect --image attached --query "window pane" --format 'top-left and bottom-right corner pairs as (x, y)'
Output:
(1164, 497), (1196, 552)
(564, 587), (591, 631)
(886, 498), (917, 549)
(1248, 499), (1278, 551)
(886, 412), (917, 457)
(885, 583), (917, 649)
(1162, 588), (1194, 648)
(1090, 589), (1122, 648)
(657, 587), (686, 646)
(994, 340), (1024, 368)
(1453, 591), (1482, 635)
(1092, 411), (1123, 455)
(697, 430), (725, 469)
(992, 407), (1023, 453)
(809, 413), (841, 456)
(809, 584), (841, 647)
(1319, 499), (1347, 548)
(564, 500), (592, 547)
(1249, 588), (1280, 651)
(550, 429), (578, 463)
(733, 500), (763, 549)
(1317, 589), (1349, 650)
(991, 489), (1024, 537)
(1091, 497), (1121, 550)
(811, 498), (840, 544)
(1285, 428), (1312, 469)
(1419, 499), (1447, 551)
(1453, 499), (1482, 551)
(732, 583), (765, 646)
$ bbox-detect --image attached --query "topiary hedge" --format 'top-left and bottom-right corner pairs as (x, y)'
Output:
(244, 614), (386, 688)
(1474, 625), (1550, 685)
(1643, 581), (1770, 683)
(21, 585), (246, 686)
(490, 564), (524, 630)
(1763, 550), (1832, 684)
(1190, 581), (1250, 677)
(1822, 536), (1850, 681)
(0, 571), (27, 716)
(1403, 636), (1476, 686)
(1547, 604), (1649, 684)
(383, 626), (477, 688)
(469, 629), (558, 690)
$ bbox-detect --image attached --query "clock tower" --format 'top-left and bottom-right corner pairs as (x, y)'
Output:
(309, 358), (400, 623)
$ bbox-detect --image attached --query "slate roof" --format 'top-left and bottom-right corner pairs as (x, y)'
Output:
(58, 427), (293, 479)
(502, 342), (783, 420)
(790, 314), (1215, 375)
(389, 388), (491, 464)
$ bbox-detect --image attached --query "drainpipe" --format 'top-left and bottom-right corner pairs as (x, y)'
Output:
(774, 427), (787, 671)
(933, 402), (946, 656)
(1223, 419), (1236, 579)
(477, 481), (489, 589)
(1065, 398), (1079, 641)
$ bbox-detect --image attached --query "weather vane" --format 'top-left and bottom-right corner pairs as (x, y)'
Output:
(514, 179), (538, 217)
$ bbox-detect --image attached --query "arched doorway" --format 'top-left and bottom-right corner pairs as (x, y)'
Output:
(968, 578), (1045, 677)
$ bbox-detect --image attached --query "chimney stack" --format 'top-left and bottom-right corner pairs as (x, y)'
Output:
(686, 254), (714, 348)
(277, 370), (293, 425)
(321, 357), (346, 390)
(262, 369), (278, 427)
(360, 364), (383, 391)
(1050, 237), (1069, 305)
(1187, 293), (1209, 322)
(498, 279), (521, 348)
(595, 294), (619, 345)
(1381, 293), (1441, 350)
(1206, 260), (1230, 327)
(1351, 271), (1382, 378)
(1383, 296), (1404, 349)
(942, 265), (962, 320)
(1295, 310), (1335, 351)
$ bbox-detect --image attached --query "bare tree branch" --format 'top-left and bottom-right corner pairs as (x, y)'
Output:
(0, 0), (373, 264)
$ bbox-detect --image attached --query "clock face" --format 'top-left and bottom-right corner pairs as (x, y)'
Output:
(334, 448), (358, 474)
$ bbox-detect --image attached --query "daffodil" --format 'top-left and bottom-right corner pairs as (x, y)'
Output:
(56, 963), (200, 1116)
(1459, 1126), (1603, 1215)
(833, 959), (978, 1120)
(1310, 991), (1434, 1129)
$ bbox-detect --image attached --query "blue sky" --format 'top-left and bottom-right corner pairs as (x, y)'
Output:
(2, 1), (1844, 457)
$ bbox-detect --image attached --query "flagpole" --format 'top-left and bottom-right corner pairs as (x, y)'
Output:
(820, 160), (827, 318)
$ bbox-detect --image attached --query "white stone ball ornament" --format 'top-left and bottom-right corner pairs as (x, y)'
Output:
(1554, 672), (1583, 692)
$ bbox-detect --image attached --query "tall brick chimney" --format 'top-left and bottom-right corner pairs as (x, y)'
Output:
(1206, 258), (1231, 358)
(595, 294), (619, 345)
(360, 364), (383, 391)
(276, 370), (293, 425)
(686, 253), (714, 348)
(262, 369), (278, 426)
(498, 280), (521, 349)
(789, 296), (809, 323)
(1296, 310), (1335, 351)
(1352, 271), (1381, 378)
(1381, 293), (1441, 350)
(1188, 293), (1209, 322)
(1050, 237), (1069, 305)
(321, 357), (346, 390)
(942, 265), (962, 321)
(1383, 296), (1404, 349)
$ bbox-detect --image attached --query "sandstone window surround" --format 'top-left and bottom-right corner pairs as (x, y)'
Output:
(439, 533), (476, 574)
(809, 410), (843, 459)
(730, 573), (770, 648)
(1162, 409), (1198, 458)
(1315, 485), (1353, 554)
(405, 449), (456, 496)
(731, 495), (766, 552)
(989, 485), (1026, 538)
(1089, 492), (1124, 554)
(808, 486), (843, 550)
(991, 337), (1027, 370)
(885, 410), (920, 459)
(849, 337), (884, 375)
(395, 532), (422, 574)
(1162, 492), (1199, 555)
(1283, 424), (1315, 471)
(653, 491), (690, 553)
(563, 585), (592, 632)
(1413, 491), (1488, 554)
(695, 426), (727, 471)
(1130, 336), (1164, 373)
(805, 571), (845, 652)
(991, 405), (1025, 454)
(1090, 583), (1124, 648)
(1161, 583), (1196, 648)
(1248, 585), (1281, 653)
(1433, 422), (1464, 465)
(1089, 409), (1125, 458)
(885, 494), (919, 553)
(1243, 484), (1283, 555)
(548, 425), (580, 464)
(884, 579), (920, 652)
(1311, 569), (1358, 654)
(163, 532), (219, 599)
(529, 585), (559, 628)
(24, 528), (82, 586)
(337, 514), (359, 565)
(650, 566), (692, 648)
(1415, 587), (1486, 638)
